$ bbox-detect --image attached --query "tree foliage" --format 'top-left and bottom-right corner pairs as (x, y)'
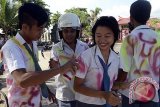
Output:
(51, 11), (61, 25)
(0, 0), (51, 38)
(90, 7), (102, 26)
(0, 0), (19, 37)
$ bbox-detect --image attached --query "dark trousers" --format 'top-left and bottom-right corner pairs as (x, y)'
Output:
(121, 95), (159, 107)
(75, 100), (106, 107)
(57, 100), (76, 107)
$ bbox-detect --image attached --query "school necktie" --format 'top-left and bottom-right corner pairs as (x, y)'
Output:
(23, 43), (49, 98)
(98, 56), (111, 107)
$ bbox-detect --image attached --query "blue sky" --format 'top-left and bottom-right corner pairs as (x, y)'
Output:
(44, 0), (160, 19)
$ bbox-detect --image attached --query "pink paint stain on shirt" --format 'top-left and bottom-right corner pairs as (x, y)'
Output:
(97, 72), (102, 90)
(6, 78), (13, 85)
(77, 56), (86, 73)
(151, 47), (160, 75)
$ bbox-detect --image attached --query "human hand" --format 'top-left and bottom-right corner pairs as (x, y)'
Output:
(49, 59), (59, 68)
(47, 88), (57, 104)
(60, 57), (79, 75)
(102, 91), (121, 106)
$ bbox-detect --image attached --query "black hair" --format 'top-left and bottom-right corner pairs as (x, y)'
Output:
(59, 30), (80, 39)
(91, 16), (120, 51)
(18, 3), (49, 29)
(130, 0), (151, 24)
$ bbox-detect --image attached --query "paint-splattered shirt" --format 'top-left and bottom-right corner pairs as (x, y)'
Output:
(75, 46), (120, 105)
(51, 39), (89, 101)
(1, 33), (41, 107)
(120, 25), (160, 102)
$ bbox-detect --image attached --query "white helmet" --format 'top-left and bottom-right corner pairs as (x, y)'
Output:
(58, 13), (81, 30)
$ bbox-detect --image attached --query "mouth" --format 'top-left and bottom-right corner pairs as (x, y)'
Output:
(99, 43), (108, 46)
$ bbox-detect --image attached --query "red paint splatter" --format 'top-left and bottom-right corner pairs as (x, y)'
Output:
(97, 72), (102, 90)
(77, 56), (86, 73)
(6, 78), (13, 85)
(27, 87), (40, 106)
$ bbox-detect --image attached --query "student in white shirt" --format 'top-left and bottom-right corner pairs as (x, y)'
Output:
(1, 3), (78, 107)
(49, 13), (89, 107)
(113, 0), (160, 107)
(74, 16), (121, 107)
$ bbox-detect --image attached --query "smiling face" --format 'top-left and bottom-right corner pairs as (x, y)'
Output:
(95, 26), (114, 51)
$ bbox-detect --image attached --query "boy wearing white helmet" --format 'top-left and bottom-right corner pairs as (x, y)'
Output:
(49, 13), (89, 107)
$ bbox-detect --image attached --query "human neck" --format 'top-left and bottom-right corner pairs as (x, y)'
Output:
(100, 48), (110, 64)
(134, 22), (146, 28)
(65, 40), (77, 52)
(19, 31), (32, 44)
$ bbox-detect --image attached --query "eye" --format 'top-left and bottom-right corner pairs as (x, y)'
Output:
(95, 33), (101, 37)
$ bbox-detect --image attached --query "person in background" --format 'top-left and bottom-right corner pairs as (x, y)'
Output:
(74, 16), (121, 107)
(49, 13), (89, 107)
(1, 3), (78, 107)
(113, 0), (160, 107)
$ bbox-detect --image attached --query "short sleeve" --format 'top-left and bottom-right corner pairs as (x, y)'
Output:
(120, 36), (134, 72)
(76, 54), (88, 79)
(2, 46), (26, 73)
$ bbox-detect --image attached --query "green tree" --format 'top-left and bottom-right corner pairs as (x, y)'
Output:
(149, 18), (160, 29)
(51, 11), (61, 25)
(90, 7), (102, 26)
(65, 7), (91, 36)
(0, 0), (19, 38)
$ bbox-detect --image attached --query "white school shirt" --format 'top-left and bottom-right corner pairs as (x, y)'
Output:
(1, 33), (41, 107)
(75, 45), (120, 105)
(51, 39), (89, 101)
(120, 25), (160, 102)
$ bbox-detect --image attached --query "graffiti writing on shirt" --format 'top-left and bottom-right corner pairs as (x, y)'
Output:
(133, 32), (160, 76)
(20, 87), (40, 107)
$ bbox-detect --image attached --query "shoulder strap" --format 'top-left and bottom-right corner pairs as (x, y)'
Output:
(11, 37), (34, 66)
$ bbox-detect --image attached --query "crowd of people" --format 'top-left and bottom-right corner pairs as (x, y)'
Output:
(0, 0), (159, 107)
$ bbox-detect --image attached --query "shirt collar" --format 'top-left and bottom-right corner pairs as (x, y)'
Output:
(60, 39), (79, 50)
(15, 32), (35, 45)
(133, 25), (150, 31)
(95, 45), (118, 64)
(15, 32), (26, 45)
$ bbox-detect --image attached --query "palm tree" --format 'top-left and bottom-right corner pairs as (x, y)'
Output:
(51, 11), (61, 25)
(0, 0), (19, 40)
(90, 7), (102, 26)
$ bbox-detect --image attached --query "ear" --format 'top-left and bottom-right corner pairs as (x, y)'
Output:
(21, 24), (29, 31)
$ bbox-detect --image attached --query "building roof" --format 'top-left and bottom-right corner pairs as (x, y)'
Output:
(118, 17), (130, 25)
